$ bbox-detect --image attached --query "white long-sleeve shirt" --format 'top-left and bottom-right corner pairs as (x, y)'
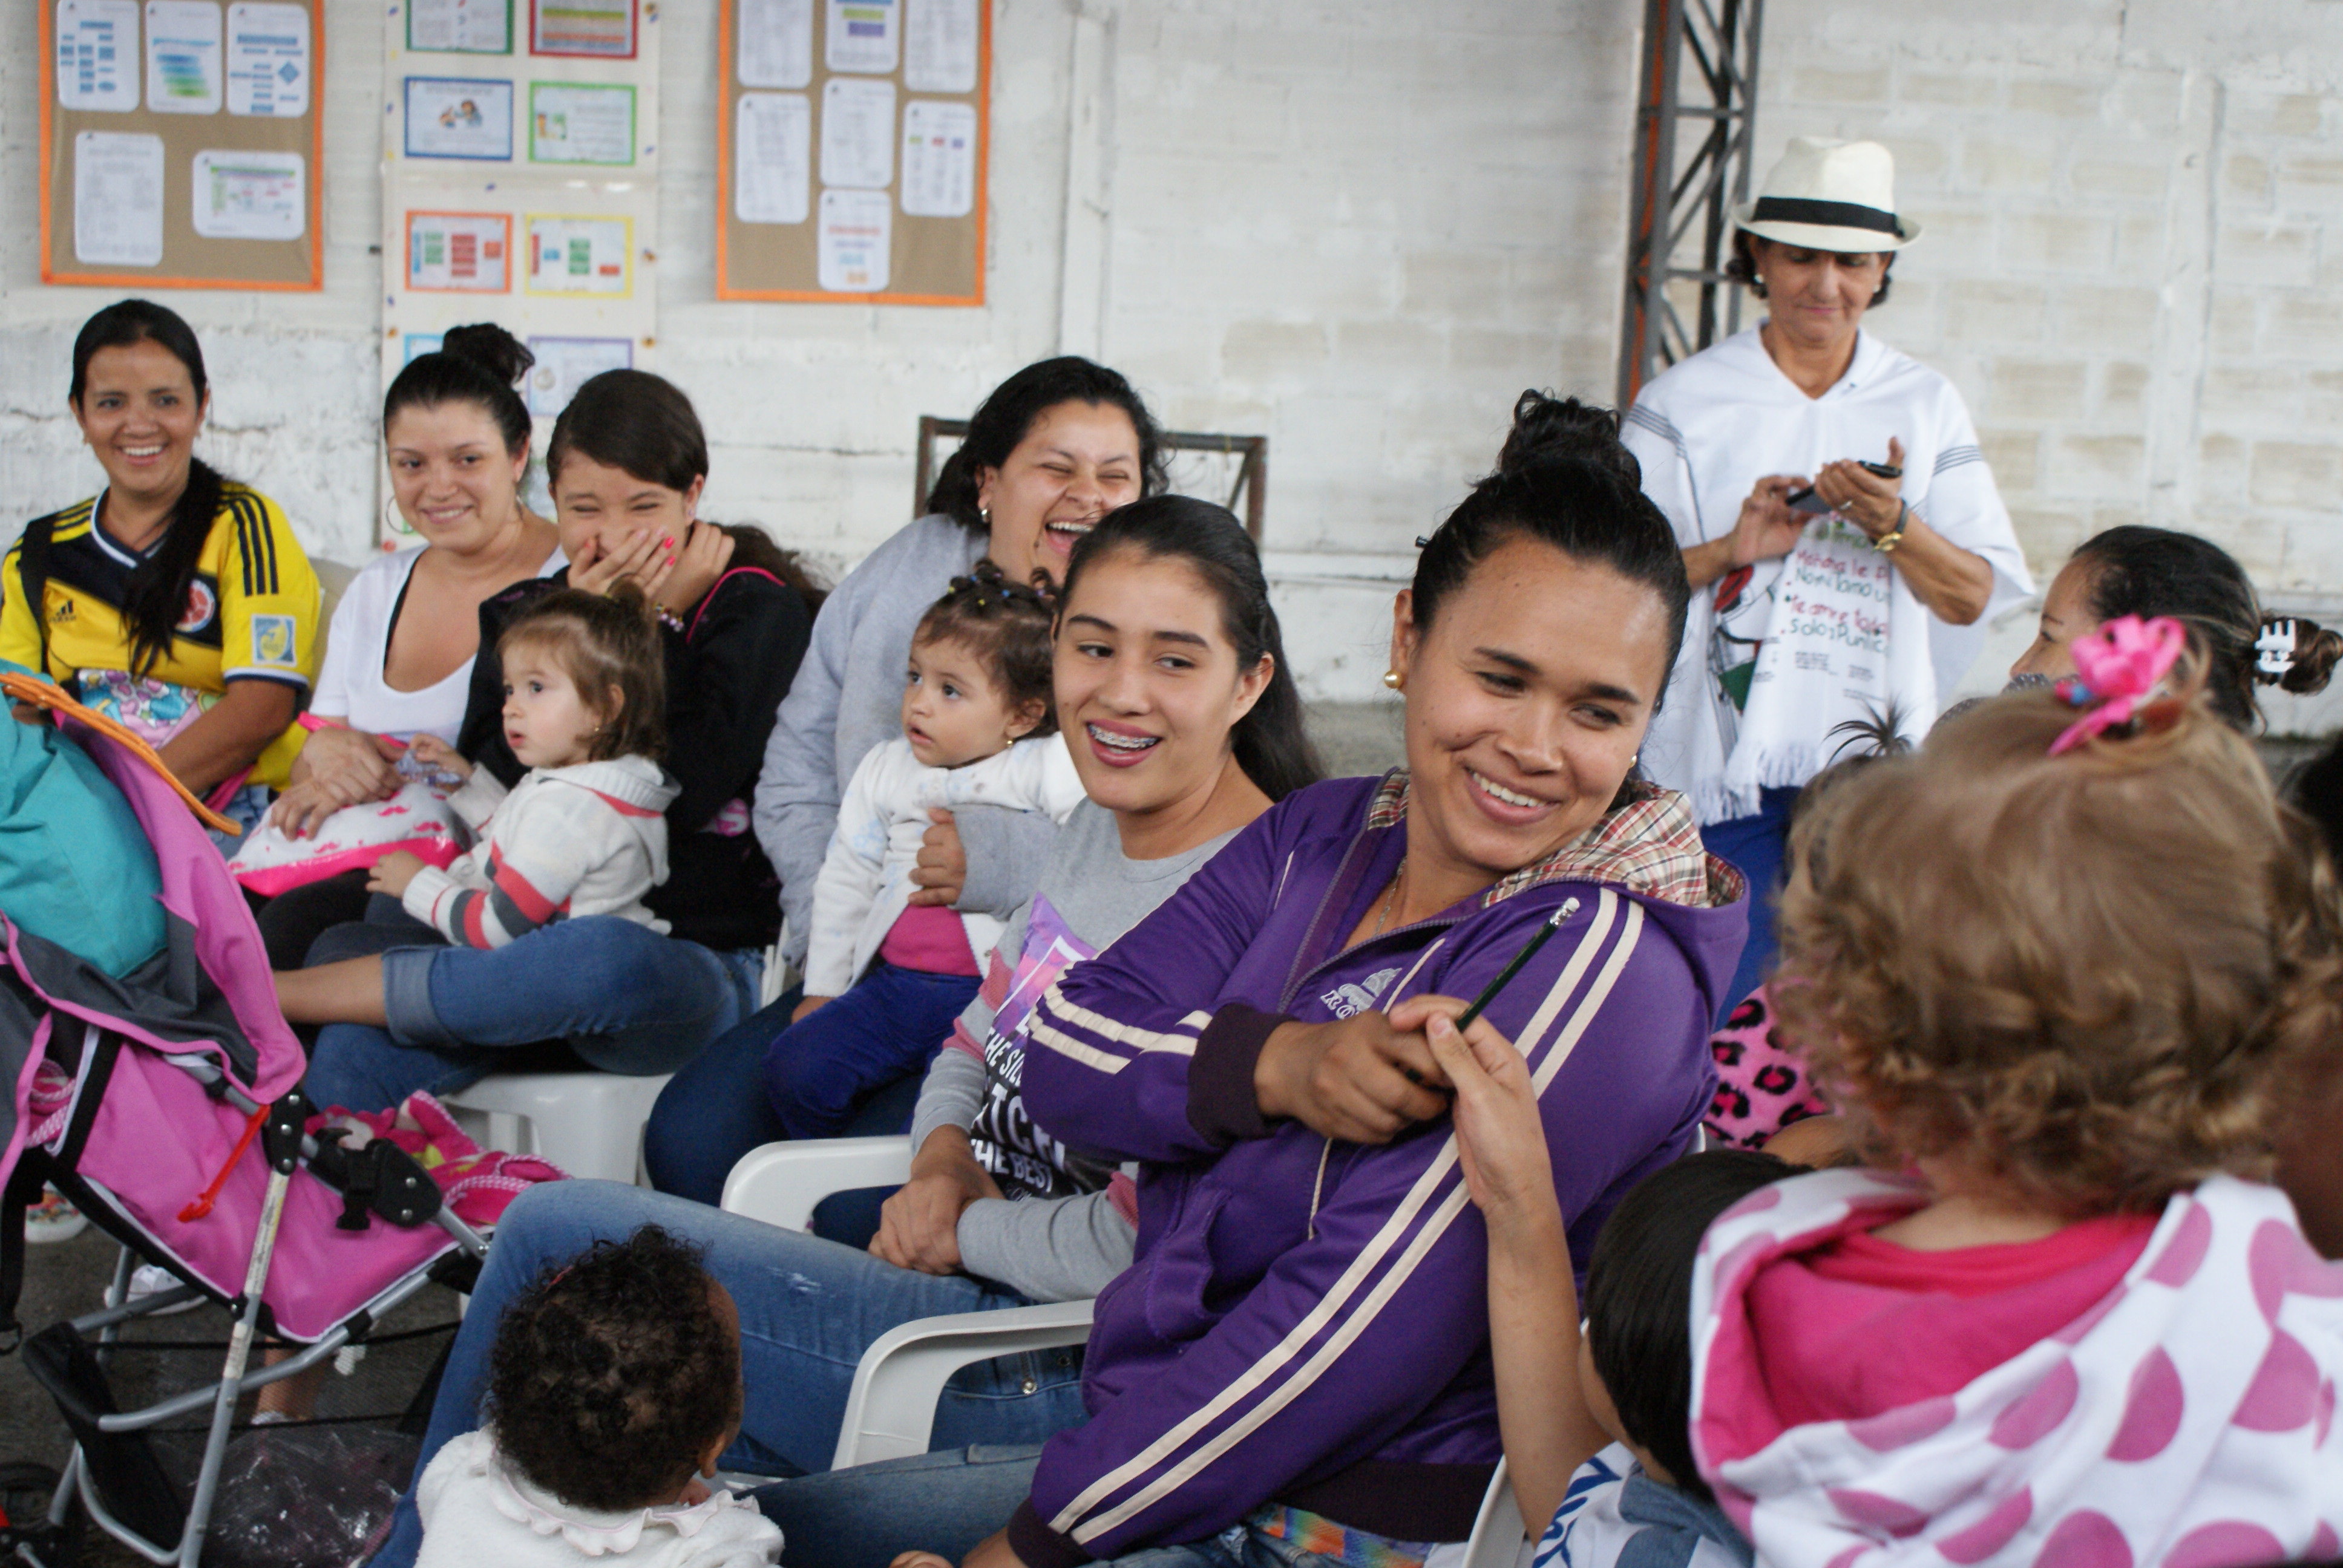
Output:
(416, 1431), (781, 1568)
(402, 755), (678, 949)
(802, 732), (1085, 995)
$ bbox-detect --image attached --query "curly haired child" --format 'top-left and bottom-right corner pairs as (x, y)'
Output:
(758, 563), (1083, 1138)
(1437, 621), (2343, 1568)
(1688, 624), (2343, 1567)
(415, 1224), (781, 1567)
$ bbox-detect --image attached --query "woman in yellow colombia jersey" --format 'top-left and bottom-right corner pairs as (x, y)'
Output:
(2, 299), (320, 812)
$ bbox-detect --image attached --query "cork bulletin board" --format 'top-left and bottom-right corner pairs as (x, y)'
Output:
(717, 0), (990, 305)
(42, 0), (326, 290)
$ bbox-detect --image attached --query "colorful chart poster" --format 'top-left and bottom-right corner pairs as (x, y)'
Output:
(73, 129), (165, 264)
(902, 0), (974, 93)
(526, 214), (631, 295)
(900, 98), (973, 217)
(531, 0), (633, 58)
(408, 0), (510, 53)
(733, 91), (809, 223)
(225, 2), (308, 116)
(525, 336), (632, 416)
(56, 0), (140, 112)
(192, 146), (303, 236)
(529, 81), (633, 164)
(406, 209), (511, 290)
(816, 187), (888, 291)
(145, 0), (224, 115)
(737, 0), (811, 88)
(824, 0), (896, 73)
(404, 76), (514, 159)
(818, 74), (892, 188)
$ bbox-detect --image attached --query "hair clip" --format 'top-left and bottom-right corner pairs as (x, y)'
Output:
(1415, 535), (1431, 549)
(2048, 614), (2187, 755)
(2258, 620), (2297, 678)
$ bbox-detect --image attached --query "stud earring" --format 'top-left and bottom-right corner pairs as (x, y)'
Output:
(979, 505), (991, 529)
(1382, 670), (1403, 691)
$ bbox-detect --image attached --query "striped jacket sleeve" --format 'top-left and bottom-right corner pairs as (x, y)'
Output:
(1024, 809), (1288, 1165)
(1012, 890), (1714, 1564)
(401, 780), (605, 949)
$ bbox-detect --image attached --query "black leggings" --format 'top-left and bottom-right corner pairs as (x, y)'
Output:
(252, 869), (373, 972)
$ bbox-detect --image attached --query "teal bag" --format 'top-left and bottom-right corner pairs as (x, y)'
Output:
(0, 660), (166, 977)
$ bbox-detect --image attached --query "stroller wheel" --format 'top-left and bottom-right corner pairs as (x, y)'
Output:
(0, 1460), (79, 1567)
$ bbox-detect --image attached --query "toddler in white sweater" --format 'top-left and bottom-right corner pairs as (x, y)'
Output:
(767, 566), (1083, 1138)
(415, 1224), (779, 1567)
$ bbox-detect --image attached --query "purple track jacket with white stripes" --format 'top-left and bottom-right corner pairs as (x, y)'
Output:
(1012, 773), (1748, 1565)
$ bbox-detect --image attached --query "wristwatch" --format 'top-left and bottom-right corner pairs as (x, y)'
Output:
(1875, 500), (1910, 554)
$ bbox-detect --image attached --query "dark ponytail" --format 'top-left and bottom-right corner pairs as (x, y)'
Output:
(1059, 495), (1323, 802)
(384, 322), (535, 456)
(2070, 524), (2337, 729)
(926, 357), (1170, 535)
(1413, 391), (1691, 696)
(68, 299), (224, 676)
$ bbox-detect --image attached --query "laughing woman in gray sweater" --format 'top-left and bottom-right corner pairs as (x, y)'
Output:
(644, 358), (1170, 1201)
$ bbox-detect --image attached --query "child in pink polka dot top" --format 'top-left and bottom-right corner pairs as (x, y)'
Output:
(1683, 645), (2343, 1567)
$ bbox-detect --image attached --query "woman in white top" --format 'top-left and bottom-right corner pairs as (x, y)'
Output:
(1621, 138), (2031, 1019)
(255, 324), (563, 969)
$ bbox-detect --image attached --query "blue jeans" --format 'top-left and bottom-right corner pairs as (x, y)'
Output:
(764, 962), (976, 1140)
(748, 1455), (1394, 1568)
(1702, 786), (1797, 1027)
(366, 1180), (1088, 1567)
(303, 913), (761, 1112)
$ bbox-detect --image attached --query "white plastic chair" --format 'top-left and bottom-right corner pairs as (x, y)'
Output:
(442, 1070), (674, 1186)
(718, 1138), (1532, 1562)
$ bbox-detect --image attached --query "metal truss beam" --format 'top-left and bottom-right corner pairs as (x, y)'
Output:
(1617, 0), (1765, 407)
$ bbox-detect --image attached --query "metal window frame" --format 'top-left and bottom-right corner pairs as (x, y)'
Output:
(1617, 0), (1765, 407)
(913, 416), (1268, 541)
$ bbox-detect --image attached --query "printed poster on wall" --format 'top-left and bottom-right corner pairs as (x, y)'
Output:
(531, 0), (634, 58)
(824, 0), (894, 73)
(737, 0), (811, 87)
(146, 0), (224, 114)
(73, 128), (165, 263)
(57, 0), (141, 111)
(816, 187), (888, 291)
(899, 98), (972, 217)
(903, 0), (974, 92)
(408, 0), (512, 53)
(192, 146), (303, 237)
(226, 2), (309, 116)
(526, 213), (631, 295)
(407, 210), (511, 290)
(525, 336), (632, 416)
(530, 81), (634, 164)
(404, 76), (515, 159)
(818, 74), (892, 188)
(734, 91), (809, 223)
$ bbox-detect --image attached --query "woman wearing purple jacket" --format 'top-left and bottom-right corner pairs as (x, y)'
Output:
(947, 393), (1750, 1568)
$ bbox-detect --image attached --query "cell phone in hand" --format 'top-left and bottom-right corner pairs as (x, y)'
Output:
(1785, 459), (1902, 514)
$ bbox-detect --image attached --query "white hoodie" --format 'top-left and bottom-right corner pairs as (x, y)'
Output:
(1688, 1169), (2343, 1568)
(802, 732), (1084, 995)
(404, 755), (678, 949)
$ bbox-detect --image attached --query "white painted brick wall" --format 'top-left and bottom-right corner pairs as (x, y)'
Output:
(5, 0), (2342, 716)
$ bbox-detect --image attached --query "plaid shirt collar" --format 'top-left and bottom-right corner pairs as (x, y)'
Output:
(1362, 770), (1745, 911)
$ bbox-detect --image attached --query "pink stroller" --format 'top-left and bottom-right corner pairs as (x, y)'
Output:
(1, 704), (490, 1566)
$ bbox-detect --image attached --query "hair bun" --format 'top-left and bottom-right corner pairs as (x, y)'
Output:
(438, 322), (534, 388)
(1495, 390), (1642, 489)
(2262, 613), (2343, 696)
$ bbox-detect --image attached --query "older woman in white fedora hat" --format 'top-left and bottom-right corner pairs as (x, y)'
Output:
(1620, 136), (2032, 1020)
